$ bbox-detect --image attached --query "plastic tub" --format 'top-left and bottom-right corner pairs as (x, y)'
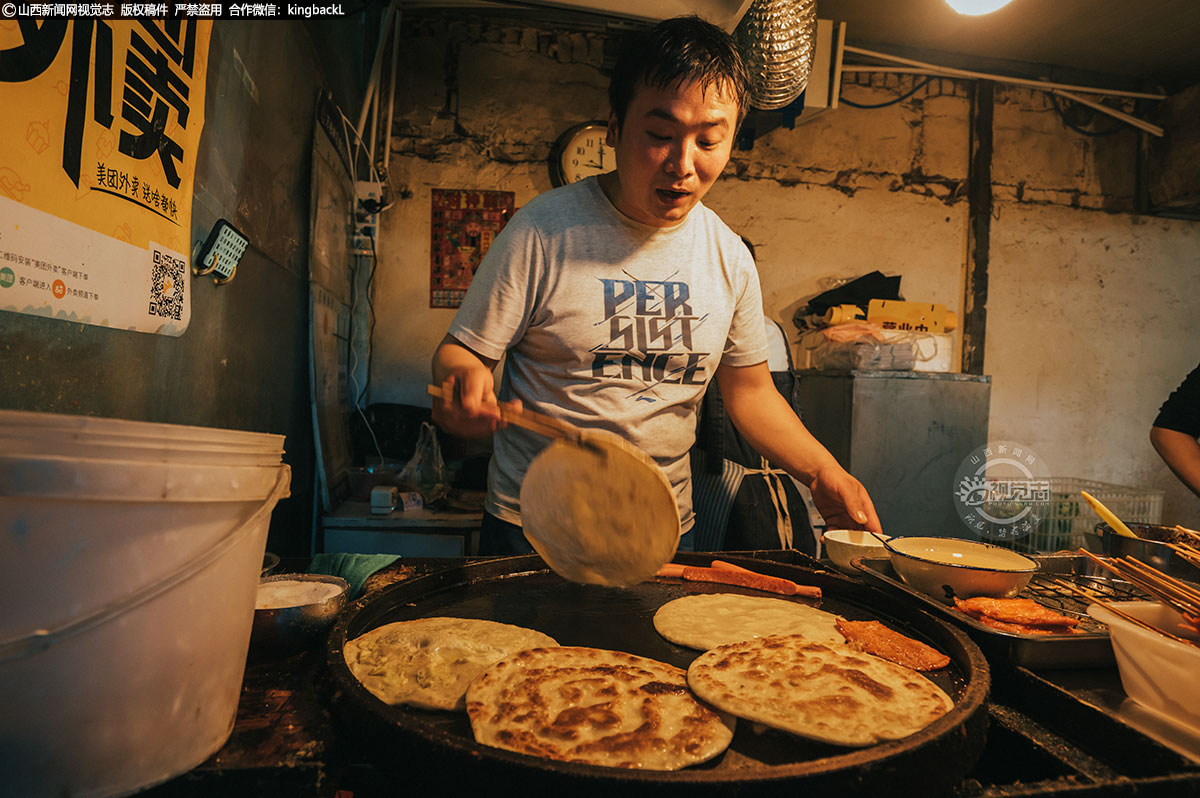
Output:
(0, 410), (290, 798)
(1087, 601), (1200, 732)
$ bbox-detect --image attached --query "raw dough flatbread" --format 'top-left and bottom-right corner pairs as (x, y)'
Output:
(653, 592), (843, 650)
(466, 646), (735, 770)
(687, 634), (954, 747)
(520, 430), (679, 587)
(343, 617), (558, 711)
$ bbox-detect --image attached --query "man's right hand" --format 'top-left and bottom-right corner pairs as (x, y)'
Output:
(430, 335), (517, 439)
(431, 373), (517, 438)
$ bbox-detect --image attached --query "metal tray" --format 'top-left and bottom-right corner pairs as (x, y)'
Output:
(853, 553), (1152, 669)
(325, 552), (990, 796)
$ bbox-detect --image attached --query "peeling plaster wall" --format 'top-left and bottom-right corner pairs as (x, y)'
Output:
(369, 15), (1200, 528)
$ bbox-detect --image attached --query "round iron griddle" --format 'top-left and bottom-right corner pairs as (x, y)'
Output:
(324, 553), (990, 796)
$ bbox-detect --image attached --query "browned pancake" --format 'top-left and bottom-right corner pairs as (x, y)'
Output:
(520, 430), (680, 587)
(653, 593), (842, 650)
(343, 618), (558, 711)
(687, 634), (953, 747)
(465, 646), (735, 770)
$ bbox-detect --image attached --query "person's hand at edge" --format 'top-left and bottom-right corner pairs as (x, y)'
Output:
(809, 464), (883, 534)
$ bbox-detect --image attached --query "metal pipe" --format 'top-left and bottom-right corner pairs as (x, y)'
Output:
(841, 66), (952, 77)
(357, 3), (397, 154)
(1051, 88), (1164, 137)
(383, 9), (402, 173)
(843, 44), (1165, 101)
(829, 19), (846, 109)
(368, 70), (379, 170)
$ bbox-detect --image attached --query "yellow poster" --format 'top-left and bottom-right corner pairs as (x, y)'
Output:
(0, 19), (211, 335)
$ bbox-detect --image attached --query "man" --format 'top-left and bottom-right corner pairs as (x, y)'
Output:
(1151, 362), (1200, 499)
(432, 16), (881, 554)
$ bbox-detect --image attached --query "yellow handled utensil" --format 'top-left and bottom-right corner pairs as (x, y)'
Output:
(1081, 490), (1138, 539)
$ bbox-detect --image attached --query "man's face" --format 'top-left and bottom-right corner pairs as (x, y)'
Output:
(604, 78), (739, 228)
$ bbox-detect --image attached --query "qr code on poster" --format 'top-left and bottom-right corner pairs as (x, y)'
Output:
(148, 245), (185, 321)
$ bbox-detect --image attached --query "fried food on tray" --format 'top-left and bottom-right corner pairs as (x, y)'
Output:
(953, 597), (1081, 628)
(835, 619), (950, 671)
(953, 597), (1080, 635)
(963, 615), (1062, 635)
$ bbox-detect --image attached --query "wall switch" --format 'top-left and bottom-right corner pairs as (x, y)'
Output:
(193, 219), (249, 284)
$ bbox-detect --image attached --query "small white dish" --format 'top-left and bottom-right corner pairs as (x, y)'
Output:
(885, 536), (1037, 600)
(822, 529), (891, 572)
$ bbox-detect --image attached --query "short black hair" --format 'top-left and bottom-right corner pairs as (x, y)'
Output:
(608, 15), (750, 131)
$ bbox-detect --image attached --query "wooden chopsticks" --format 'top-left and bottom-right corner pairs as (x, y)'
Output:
(426, 384), (586, 445)
(1076, 548), (1200, 615)
(1053, 577), (1200, 648)
(1175, 524), (1200, 543)
(1165, 541), (1200, 569)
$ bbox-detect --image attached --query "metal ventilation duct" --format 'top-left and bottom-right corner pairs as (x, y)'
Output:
(735, 0), (818, 110)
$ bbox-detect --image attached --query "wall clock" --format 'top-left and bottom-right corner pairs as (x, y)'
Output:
(549, 121), (615, 187)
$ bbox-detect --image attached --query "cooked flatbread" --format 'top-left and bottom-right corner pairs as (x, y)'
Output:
(520, 430), (680, 587)
(688, 634), (954, 747)
(653, 592), (843, 650)
(466, 646), (735, 770)
(343, 617), (558, 711)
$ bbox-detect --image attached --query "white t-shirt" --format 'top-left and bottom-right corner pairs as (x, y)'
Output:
(448, 177), (769, 532)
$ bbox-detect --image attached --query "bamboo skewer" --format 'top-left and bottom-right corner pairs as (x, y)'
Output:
(1090, 552), (1200, 615)
(1174, 524), (1200, 545)
(1165, 542), (1200, 569)
(1054, 578), (1200, 649)
(1076, 549), (1200, 619)
(1125, 557), (1200, 612)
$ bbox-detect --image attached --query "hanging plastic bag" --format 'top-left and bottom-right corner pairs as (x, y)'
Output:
(398, 422), (449, 505)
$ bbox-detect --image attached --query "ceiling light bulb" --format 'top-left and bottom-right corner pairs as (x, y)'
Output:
(945, 0), (1013, 15)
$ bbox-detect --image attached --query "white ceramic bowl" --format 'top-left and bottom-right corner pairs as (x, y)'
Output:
(885, 536), (1038, 601)
(1088, 601), (1200, 732)
(822, 529), (891, 572)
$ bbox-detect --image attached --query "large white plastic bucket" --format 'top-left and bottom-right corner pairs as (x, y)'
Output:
(0, 410), (291, 798)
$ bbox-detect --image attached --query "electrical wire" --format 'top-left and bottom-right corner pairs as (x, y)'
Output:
(1050, 93), (1125, 137)
(840, 49), (1163, 136)
(840, 71), (1128, 138)
(347, 237), (385, 468)
(364, 230), (379, 407)
(333, 103), (381, 185)
(839, 76), (934, 109)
